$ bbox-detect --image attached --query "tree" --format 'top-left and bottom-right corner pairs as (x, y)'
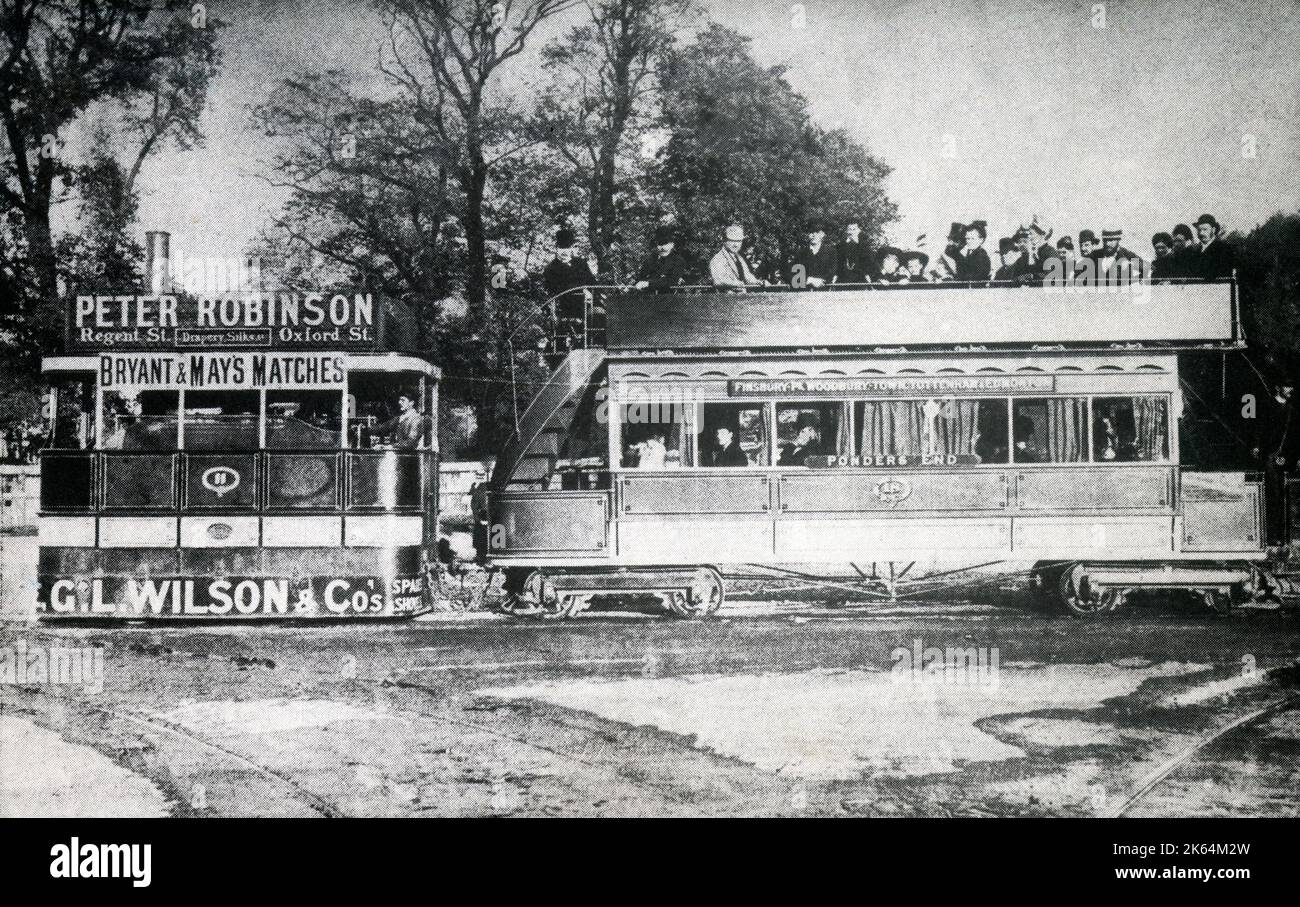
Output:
(1232, 212), (1300, 357)
(56, 138), (144, 292)
(381, 0), (576, 312)
(0, 0), (221, 359)
(252, 69), (463, 314)
(651, 24), (896, 273)
(534, 0), (697, 255)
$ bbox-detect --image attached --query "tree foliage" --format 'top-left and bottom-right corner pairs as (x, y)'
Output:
(651, 24), (896, 273)
(533, 0), (698, 255)
(0, 0), (221, 362)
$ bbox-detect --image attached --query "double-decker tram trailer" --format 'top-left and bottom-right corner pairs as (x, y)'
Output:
(37, 289), (440, 621)
(484, 279), (1277, 617)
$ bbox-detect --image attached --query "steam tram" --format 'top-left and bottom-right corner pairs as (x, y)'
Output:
(484, 279), (1282, 616)
(37, 289), (440, 620)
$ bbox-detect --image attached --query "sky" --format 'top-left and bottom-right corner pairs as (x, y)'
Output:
(109, 0), (1300, 270)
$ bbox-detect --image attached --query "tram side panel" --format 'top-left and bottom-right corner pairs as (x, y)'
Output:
(489, 464), (1267, 567)
(38, 450), (436, 619)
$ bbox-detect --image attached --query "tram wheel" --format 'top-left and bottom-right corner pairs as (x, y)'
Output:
(503, 571), (564, 618)
(667, 567), (725, 619)
(1056, 565), (1123, 617)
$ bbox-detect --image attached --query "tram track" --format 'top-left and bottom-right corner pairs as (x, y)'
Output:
(1108, 693), (1300, 817)
(0, 688), (346, 818)
(1107, 661), (1300, 817)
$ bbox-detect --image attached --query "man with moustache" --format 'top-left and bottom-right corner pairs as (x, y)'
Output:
(1192, 213), (1236, 280)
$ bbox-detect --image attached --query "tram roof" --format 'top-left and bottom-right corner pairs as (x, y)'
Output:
(604, 281), (1239, 354)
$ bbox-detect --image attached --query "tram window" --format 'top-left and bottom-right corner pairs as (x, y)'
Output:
(699, 403), (769, 467)
(1092, 396), (1169, 462)
(855, 398), (1009, 464)
(183, 390), (259, 451)
(1012, 398), (1088, 463)
(620, 401), (694, 468)
(101, 390), (179, 450)
(267, 390), (342, 449)
(776, 403), (845, 466)
(46, 373), (96, 449)
(348, 371), (428, 450)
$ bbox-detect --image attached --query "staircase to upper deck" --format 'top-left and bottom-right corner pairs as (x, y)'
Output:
(490, 347), (606, 489)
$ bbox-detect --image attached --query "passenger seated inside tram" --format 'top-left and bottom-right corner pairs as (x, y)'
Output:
(1092, 398), (1152, 462)
(703, 426), (750, 467)
(1013, 413), (1046, 463)
(777, 424), (828, 466)
(629, 430), (668, 468)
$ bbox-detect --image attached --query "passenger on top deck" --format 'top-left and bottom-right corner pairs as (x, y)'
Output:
(1192, 214), (1235, 280)
(789, 221), (837, 289)
(875, 247), (906, 282)
(1080, 228), (1142, 285)
(634, 225), (690, 292)
(952, 222), (992, 282)
(993, 237), (1019, 281)
(1055, 235), (1075, 278)
(542, 227), (597, 320)
(836, 221), (871, 284)
(708, 224), (765, 290)
(1007, 223), (1060, 284)
(1150, 232), (1177, 280)
(900, 250), (929, 282)
(1169, 223), (1199, 277)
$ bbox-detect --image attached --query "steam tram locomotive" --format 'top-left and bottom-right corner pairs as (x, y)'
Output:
(37, 289), (440, 620)
(484, 279), (1285, 617)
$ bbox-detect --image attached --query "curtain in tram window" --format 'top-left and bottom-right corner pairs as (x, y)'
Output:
(1046, 398), (1088, 462)
(745, 407), (770, 466)
(933, 399), (981, 456)
(1134, 397), (1167, 461)
(677, 404), (696, 467)
(858, 401), (925, 458)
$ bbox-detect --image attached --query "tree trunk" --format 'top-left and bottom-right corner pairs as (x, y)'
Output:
(464, 155), (489, 310)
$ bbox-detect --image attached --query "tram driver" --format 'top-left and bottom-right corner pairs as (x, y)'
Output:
(369, 390), (429, 450)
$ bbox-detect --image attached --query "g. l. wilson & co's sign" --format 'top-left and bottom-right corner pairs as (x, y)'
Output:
(100, 352), (345, 390)
(67, 291), (379, 350)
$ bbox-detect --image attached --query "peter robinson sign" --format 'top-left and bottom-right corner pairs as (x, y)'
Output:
(67, 291), (381, 351)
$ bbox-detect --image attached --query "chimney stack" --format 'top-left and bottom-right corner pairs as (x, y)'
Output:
(144, 231), (171, 294)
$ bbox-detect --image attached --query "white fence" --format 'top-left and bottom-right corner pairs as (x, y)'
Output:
(439, 460), (491, 522)
(0, 465), (39, 535)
